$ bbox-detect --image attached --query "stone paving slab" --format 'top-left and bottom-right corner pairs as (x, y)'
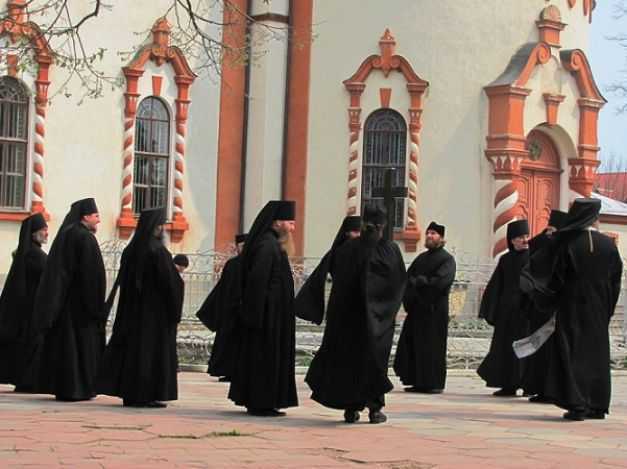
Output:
(1, 372), (626, 468)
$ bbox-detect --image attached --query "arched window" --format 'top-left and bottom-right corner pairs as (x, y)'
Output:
(0, 77), (29, 210)
(133, 97), (170, 214)
(361, 109), (407, 228)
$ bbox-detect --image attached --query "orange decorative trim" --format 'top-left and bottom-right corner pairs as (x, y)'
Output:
(379, 88), (392, 108)
(152, 75), (163, 96)
(0, 211), (31, 222)
(560, 49), (605, 101)
(117, 18), (196, 241)
(283, 0), (313, 257)
(115, 209), (189, 242)
(567, 0), (595, 23)
(0, 0), (53, 218)
(543, 93), (565, 126)
(394, 228), (421, 252)
(514, 43), (552, 87)
(250, 12), (289, 24)
(536, 6), (566, 48)
(343, 29), (429, 249)
(214, 0), (249, 252)
(6, 54), (18, 76)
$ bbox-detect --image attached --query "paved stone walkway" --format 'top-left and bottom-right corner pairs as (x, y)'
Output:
(1, 372), (626, 468)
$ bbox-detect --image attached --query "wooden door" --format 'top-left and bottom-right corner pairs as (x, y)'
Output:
(520, 130), (561, 236)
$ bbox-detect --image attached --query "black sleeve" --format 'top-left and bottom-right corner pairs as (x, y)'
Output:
(478, 258), (504, 326)
(196, 257), (235, 331)
(423, 256), (456, 294)
(78, 232), (107, 321)
(241, 239), (275, 329)
(609, 247), (623, 317)
(154, 247), (185, 324)
(294, 252), (330, 325)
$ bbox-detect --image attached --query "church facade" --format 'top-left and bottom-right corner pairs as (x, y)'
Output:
(0, 0), (623, 274)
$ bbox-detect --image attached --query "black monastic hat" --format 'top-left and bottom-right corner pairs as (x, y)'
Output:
(426, 221), (445, 237)
(235, 233), (248, 244)
(77, 198), (98, 216)
(507, 219), (530, 240)
(29, 212), (47, 233)
(362, 205), (386, 226)
(560, 198), (601, 232)
(341, 215), (362, 232)
(548, 210), (568, 230)
(173, 254), (189, 268)
(273, 200), (295, 221)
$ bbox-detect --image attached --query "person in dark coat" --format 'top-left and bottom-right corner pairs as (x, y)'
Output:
(97, 208), (184, 408)
(394, 221), (456, 394)
(28, 198), (107, 401)
(295, 216), (361, 325)
(305, 206), (406, 424)
(522, 209), (567, 403)
(227, 201), (298, 417)
(477, 219), (530, 397)
(523, 198), (622, 421)
(0, 213), (48, 391)
(196, 233), (247, 382)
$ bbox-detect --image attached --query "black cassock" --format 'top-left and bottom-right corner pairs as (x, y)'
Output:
(529, 230), (622, 413)
(0, 215), (47, 388)
(520, 231), (556, 396)
(196, 255), (242, 379)
(305, 237), (406, 410)
(30, 222), (107, 400)
(394, 246), (456, 390)
(98, 209), (184, 404)
(228, 231), (297, 410)
(477, 250), (529, 390)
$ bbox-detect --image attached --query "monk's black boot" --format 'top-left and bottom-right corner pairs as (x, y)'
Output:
(343, 410), (360, 423)
(368, 410), (387, 424)
(563, 408), (586, 421)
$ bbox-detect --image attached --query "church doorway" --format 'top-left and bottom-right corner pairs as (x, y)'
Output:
(519, 129), (562, 236)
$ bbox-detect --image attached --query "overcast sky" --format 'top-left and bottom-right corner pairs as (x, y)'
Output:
(590, 1), (627, 169)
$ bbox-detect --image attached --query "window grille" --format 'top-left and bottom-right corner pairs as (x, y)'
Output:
(0, 77), (29, 210)
(133, 97), (170, 214)
(361, 109), (407, 228)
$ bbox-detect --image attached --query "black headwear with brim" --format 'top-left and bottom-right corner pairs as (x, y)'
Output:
(273, 200), (296, 221)
(507, 219), (529, 251)
(560, 198), (601, 233)
(173, 254), (189, 268)
(426, 221), (445, 238)
(548, 209), (568, 230)
(235, 233), (248, 244)
(341, 216), (362, 233)
(362, 205), (387, 226)
(0, 213), (47, 341)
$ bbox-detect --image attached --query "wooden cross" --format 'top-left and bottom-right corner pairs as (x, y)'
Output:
(371, 167), (408, 241)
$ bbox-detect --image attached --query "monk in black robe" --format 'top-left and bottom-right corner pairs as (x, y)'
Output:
(305, 206), (406, 424)
(28, 198), (107, 401)
(394, 221), (456, 394)
(0, 213), (48, 391)
(196, 233), (247, 382)
(228, 201), (298, 416)
(295, 216), (361, 325)
(97, 209), (184, 407)
(524, 199), (622, 420)
(522, 209), (567, 403)
(477, 220), (530, 397)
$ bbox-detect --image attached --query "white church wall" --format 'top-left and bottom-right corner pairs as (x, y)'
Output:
(306, 0), (593, 260)
(0, 0), (221, 272)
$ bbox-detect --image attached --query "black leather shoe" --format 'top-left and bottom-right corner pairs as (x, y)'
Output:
(368, 410), (387, 424)
(404, 386), (425, 393)
(563, 409), (586, 421)
(247, 408), (286, 417)
(585, 410), (605, 420)
(343, 410), (360, 423)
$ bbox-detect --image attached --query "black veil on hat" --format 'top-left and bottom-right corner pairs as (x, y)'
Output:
(426, 221), (445, 237)
(332, 215), (362, 249)
(560, 198), (601, 233)
(362, 204), (387, 226)
(0, 213), (48, 341)
(506, 219), (529, 251)
(548, 209), (568, 230)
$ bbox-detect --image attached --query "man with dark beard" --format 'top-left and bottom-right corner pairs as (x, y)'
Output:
(295, 216), (361, 325)
(97, 208), (184, 408)
(228, 201), (298, 416)
(0, 213), (48, 391)
(394, 221), (456, 394)
(524, 199), (622, 421)
(29, 198), (107, 401)
(196, 233), (247, 382)
(305, 206), (406, 424)
(522, 209), (567, 402)
(477, 220), (530, 397)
